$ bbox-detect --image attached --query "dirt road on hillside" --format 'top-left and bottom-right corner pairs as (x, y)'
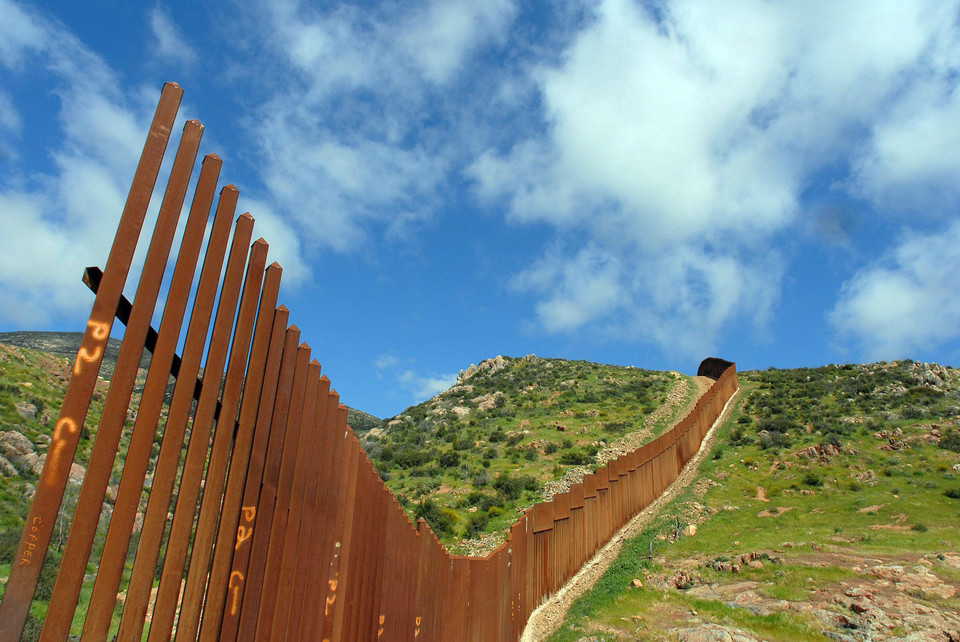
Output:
(521, 376), (738, 642)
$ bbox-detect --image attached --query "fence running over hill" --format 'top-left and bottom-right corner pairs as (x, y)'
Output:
(0, 83), (738, 641)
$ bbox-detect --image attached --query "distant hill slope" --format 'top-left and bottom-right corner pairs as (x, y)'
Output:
(0, 331), (381, 430)
(0, 331), (146, 381)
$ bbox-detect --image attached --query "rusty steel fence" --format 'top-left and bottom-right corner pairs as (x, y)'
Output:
(0, 83), (738, 641)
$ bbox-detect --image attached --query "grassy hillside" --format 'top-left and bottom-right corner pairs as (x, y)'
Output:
(363, 355), (684, 551)
(547, 361), (960, 641)
(0, 342), (114, 639)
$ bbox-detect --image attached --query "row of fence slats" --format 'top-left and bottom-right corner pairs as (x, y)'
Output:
(0, 83), (184, 640)
(198, 271), (284, 641)
(42, 115), (204, 641)
(149, 210), (255, 641)
(176, 236), (269, 641)
(0, 78), (740, 641)
(84, 150), (222, 640)
(83, 145), (217, 638)
(116, 182), (238, 640)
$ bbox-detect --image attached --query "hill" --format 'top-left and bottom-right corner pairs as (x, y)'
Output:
(543, 361), (960, 641)
(0, 331), (381, 432)
(362, 355), (695, 552)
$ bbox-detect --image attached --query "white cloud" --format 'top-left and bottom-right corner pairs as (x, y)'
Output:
(0, 0), (47, 68)
(0, 91), (21, 135)
(149, 6), (196, 66)
(232, 0), (517, 254)
(469, 0), (960, 352)
(403, 371), (458, 400)
(396, 0), (516, 83)
(852, 82), (960, 214)
(0, 2), (305, 327)
(512, 242), (780, 358)
(375, 353), (456, 402)
(831, 222), (960, 360)
(0, 6), (143, 326)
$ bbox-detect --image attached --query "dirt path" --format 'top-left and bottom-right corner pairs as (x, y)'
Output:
(520, 380), (740, 642)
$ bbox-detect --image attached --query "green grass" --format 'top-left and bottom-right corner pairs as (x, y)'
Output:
(364, 356), (684, 545)
(548, 362), (960, 639)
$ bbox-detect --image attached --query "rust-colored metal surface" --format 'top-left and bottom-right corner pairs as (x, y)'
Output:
(0, 82), (183, 642)
(0, 82), (739, 641)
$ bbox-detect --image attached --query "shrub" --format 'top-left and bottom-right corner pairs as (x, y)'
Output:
(911, 523), (928, 532)
(544, 443), (559, 454)
(944, 488), (960, 499)
(802, 471), (823, 487)
(939, 429), (960, 453)
(493, 472), (537, 501)
(820, 433), (842, 449)
(415, 498), (456, 538)
(758, 430), (792, 450)
(438, 450), (461, 469)
(465, 512), (489, 537)
(559, 450), (592, 466)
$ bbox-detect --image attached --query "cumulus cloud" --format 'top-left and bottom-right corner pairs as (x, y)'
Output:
(0, 5), (147, 325)
(0, 1), (305, 327)
(375, 353), (456, 401)
(470, 0), (960, 354)
(234, 0), (517, 253)
(831, 222), (960, 360)
(149, 6), (196, 66)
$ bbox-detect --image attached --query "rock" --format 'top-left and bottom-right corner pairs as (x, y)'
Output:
(630, 578), (643, 588)
(450, 406), (471, 419)
(669, 623), (760, 641)
(457, 355), (507, 383)
(0, 455), (18, 477)
(15, 401), (37, 420)
(0, 430), (35, 461)
(670, 570), (697, 590)
(682, 524), (698, 537)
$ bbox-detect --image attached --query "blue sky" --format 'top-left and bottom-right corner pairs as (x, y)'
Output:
(2, 0), (960, 419)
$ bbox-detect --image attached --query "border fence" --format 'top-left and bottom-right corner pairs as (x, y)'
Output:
(0, 83), (737, 641)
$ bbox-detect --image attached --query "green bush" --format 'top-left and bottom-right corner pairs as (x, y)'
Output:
(465, 511), (489, 537)
(415, 498), (456, 538)
(559, 450), (592, 466)
(939, 429), (960, 453)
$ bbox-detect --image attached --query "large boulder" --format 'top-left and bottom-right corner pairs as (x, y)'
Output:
(0, 430), (35, 462)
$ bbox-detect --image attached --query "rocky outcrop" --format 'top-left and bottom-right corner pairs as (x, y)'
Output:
(457, 355), (508, 383)
(0, 429), (85, 485)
